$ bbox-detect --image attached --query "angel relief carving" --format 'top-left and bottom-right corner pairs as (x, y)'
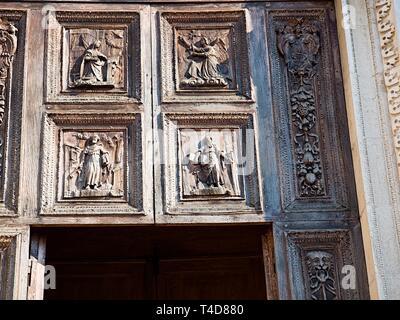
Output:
(181, 131), (241, 198)
(63, 131), (124, 198)
(68, 29), (125, 88)
(177, 30), (233, 89)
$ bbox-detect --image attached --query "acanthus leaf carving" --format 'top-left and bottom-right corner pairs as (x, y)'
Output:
(277, 18), (325, 197)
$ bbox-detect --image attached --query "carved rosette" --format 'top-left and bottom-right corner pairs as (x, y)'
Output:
(305, 251), (337, 300)
(277, 19), (325, 197)
(0, 18), (17, 182)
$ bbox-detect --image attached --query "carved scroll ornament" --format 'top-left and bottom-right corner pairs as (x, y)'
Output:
(277, 19), (325, 197)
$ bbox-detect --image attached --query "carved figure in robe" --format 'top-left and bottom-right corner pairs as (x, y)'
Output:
(185, 136), (239, 196)
(79, 39), (108, 84)
(79, 134), (110, 190)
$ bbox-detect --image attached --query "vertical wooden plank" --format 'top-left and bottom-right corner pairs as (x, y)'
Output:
(261, 231), (279, 300)
(27, 234), (46, 300)
(18, 7), (44, 217)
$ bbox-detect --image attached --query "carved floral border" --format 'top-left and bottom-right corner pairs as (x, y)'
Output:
(376, 0), (400, 179)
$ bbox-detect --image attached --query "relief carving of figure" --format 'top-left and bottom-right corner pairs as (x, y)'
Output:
(183, 136), (240, 197)
(64, 132), (124, 198)
(79, 134), (110, 190)
(70, 30), (124, 88)
(178, 32), (230, 88)
(79, 40), (108, 85)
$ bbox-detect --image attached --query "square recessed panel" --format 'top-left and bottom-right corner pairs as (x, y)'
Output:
(162, 113), (260, 215)
(40, 113), (143, 215)
(45, 11), (141, 105)
(160, 11), (252, 103)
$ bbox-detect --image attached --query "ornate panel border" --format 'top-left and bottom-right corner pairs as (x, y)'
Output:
(266, 8), (350, 213)
(161, 112), (261, 215)
(0, 11), (26, 215)
(44, 11), (141, 105)
(159, 11), (252, 104)
(0, 227), (29, 300)
(376, 0), (400, 180)
(40, 113), (143, 215)
(287, 229), (360, 300)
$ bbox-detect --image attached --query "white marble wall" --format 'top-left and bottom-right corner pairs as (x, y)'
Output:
(335, 0), (400, 299)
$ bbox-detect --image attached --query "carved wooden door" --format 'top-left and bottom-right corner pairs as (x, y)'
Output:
(0, 0), (370, 300)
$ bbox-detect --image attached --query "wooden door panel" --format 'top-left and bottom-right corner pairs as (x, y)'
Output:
(45, 261), (150, 300)
(157, 256), (267, 300)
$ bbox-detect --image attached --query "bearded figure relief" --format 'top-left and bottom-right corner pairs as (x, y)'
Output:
(305, 251), (337, 300)
(63, 132), (124, 198)
(182, 135), (240, 198)
(177, 31), (231, 88)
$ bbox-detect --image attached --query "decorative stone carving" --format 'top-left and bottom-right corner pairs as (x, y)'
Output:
(162, 113), (260, 215)
(45, 12), (141, 104)
(160, 11), (251, 103)
(376, 0), (400, 180)
(286, 229), (360, 300)
(277, 18), (325, 197)
(177, 31), (230, 89)
(63, 131), (124, 198)
(40, 113), (143, 215)
(305, 251), (337, 300)
(69, 30), (124, 88)
(182, 134), (240, 198)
